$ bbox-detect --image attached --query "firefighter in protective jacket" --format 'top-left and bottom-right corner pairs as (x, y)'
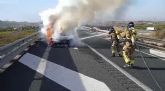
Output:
(109, 26), (122, 57)
(122, 22), (136, 67)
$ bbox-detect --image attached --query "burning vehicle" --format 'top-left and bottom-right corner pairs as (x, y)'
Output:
(40, 0), (127, 48)
(47, 25), (74, 47)
(50, 33), (74, 47)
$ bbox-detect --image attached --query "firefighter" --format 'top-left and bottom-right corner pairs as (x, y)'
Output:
(115, 27), (122, 40)
(122, 22), (136, 67)
(126, 22), (137, 45)
(108, 26), (121, 57)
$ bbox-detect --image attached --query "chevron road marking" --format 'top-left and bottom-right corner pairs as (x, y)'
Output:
(19, 53), (111, 91)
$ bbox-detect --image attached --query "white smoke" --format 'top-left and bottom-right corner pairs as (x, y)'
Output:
(39, 0), (127, 46)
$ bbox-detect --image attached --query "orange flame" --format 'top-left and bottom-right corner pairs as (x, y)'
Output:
(47, 24), (54, 44)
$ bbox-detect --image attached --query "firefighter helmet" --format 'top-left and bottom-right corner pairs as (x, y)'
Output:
(109, 26), (115, 32)
(128, 22), (134, 28)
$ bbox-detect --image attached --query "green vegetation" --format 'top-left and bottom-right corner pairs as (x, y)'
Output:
(0, 26), (38, 47)
(155, 24), (165, 31)
(135, 24), (148, 30)
(135, 23), (165, 39)
(135, 23), (165, 30)
(0, 20), (40, 28)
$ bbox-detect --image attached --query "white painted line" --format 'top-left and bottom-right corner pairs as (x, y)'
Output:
(81, 33), (107, 40)
(90, 32), (100, 35)
(131, 42), (165, 59)
(73, 47), (79, 50)
(103, 37), (111, 41)
(82, 32), (165, 62)
(86, 44), (153, 91)
(136, 42), (152, 49)
(95, 29), (109, 33)
(37, 47), (51, 75)
(99, 36), (165, 62)
(135, 49), (165, 61)
(149, 49), (165, 58)
(19, 53), (111, 91)
(28, 46), (51, 91)
(136, 42), (165, 54)
(82, 32), (164, 60)
(100, 36), (165, 61)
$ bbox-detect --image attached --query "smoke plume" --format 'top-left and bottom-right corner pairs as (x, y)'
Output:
(39, 0), (128, 45)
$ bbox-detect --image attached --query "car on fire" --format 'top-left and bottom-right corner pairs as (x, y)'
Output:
(49, 32), (74, 47)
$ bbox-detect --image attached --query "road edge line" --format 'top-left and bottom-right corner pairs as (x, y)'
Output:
(135, 49), (165, 61)
(86, 44), (153, 91)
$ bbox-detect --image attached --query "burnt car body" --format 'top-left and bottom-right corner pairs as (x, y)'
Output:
(50, 34), (73, 47)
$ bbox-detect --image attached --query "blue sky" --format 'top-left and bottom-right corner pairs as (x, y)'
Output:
(0, 0), (165, 22)
(0, 0), (57, 22)
(123, 0), (165, 21)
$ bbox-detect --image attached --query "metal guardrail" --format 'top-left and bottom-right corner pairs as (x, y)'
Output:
(138, 36), (165, 43)
(137, 36), (165, 51)
(0, 32), (40, 68)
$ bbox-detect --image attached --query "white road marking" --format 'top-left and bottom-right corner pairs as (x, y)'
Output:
(90, 32), (101, 35)
(81, 33), (107, 40)
(28, 46), (51, 91)
(82, 32), (165, 61)
(136, 42), (165, 59)
(19, 53), (111, 91)
(86, 44), (153, 91)
(149, 49), (165, 58)
(73, 47), (79, 50)
(135, 49), (165, 61)
(94, 34), (165, 60)
(104, 37), (111, 40)
(36, 47), (51, 74)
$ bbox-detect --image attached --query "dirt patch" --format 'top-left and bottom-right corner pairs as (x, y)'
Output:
(151, 30), (165, 39)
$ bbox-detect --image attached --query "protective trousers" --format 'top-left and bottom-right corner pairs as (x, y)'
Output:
(111, 40), (120, 54)
(122, 43), (135, 65)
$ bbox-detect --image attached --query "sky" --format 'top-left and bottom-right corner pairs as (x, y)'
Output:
(0, 0), (165, 22)
(123, 0), (165, 21)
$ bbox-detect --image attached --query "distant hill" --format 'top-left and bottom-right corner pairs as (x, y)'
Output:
(0, 20), (41, 28)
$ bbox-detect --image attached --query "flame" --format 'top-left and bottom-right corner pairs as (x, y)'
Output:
(39, 0), (128, 45)
(47, 24), (54, 43)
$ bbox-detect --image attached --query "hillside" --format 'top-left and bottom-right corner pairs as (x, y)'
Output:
(0, 20), (40, 28)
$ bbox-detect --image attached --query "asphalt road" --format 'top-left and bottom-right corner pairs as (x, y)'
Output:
(0, 30), (165, 91)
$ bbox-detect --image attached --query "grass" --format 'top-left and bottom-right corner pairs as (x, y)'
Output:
(135, 24), (148, 30)
(151, 30), (165, 39)
(0, 30), (36, 47)
(136, 23), (165, 39)
(135, 23), (165, 30)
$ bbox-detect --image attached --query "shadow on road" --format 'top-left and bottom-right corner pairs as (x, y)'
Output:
(0, 41), (48, 91)
(132, 66), (165, 70)
(134, 56), (156, 59)
(0, 41), (87, 91)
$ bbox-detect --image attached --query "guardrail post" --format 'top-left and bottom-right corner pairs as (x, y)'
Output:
(0, 32), (40, 68)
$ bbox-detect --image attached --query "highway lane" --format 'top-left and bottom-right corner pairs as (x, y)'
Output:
(0, 30), (144, 91)
(0, 29), (164, 91)
(79, 30), (165, 91)
(0, 33), (142, 91)
(0, 42), (143, 91)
